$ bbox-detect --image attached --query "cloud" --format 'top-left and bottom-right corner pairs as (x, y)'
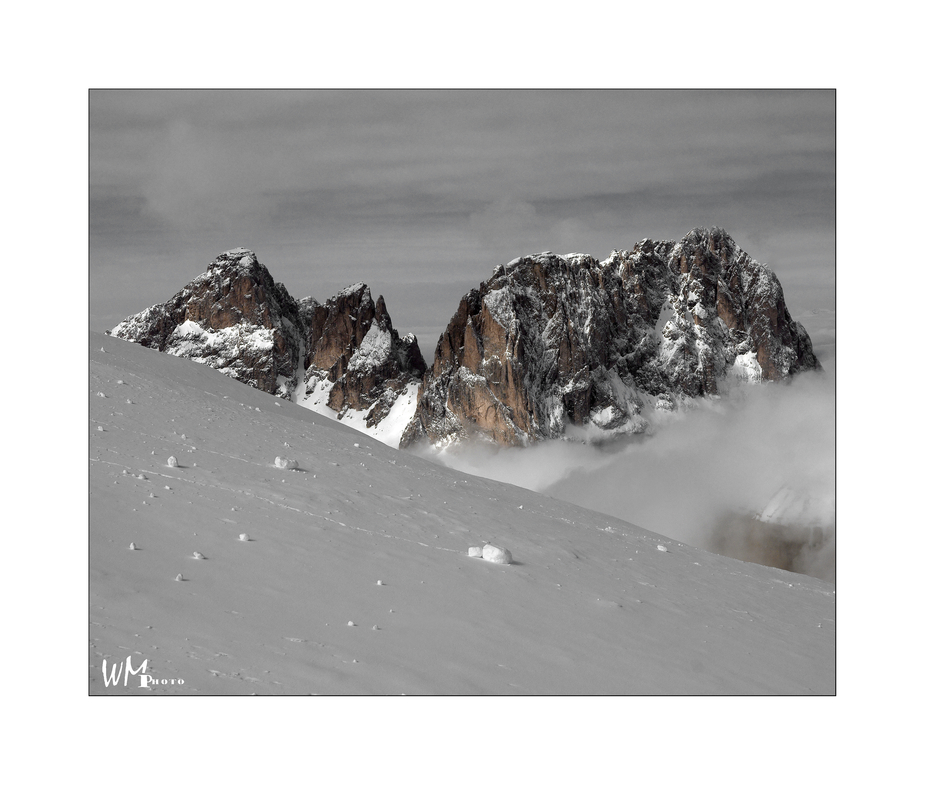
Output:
(469, 196), (544, 255)
(139, 119), (276, 234)
(431, 370), (835, 581)
(90, 90), (836, 402)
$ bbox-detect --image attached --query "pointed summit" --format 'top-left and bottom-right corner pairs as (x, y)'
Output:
(307, 281), (426, 427)
(112, 249), (426, 442)
(112, 248), (305, 395)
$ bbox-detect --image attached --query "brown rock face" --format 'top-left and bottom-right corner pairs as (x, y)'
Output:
(111, 249), (426, 428)
(303, 285), (427, 426)
(111, 249), (305, 395)
(111, 231), (820, 448)
(401, 227), (821, 448)
(304, 283), (377, 378)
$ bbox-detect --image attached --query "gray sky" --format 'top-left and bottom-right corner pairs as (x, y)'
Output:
(90, 89), (835, 359)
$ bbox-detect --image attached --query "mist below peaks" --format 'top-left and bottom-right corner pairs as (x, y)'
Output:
(430, 369), (835, 582)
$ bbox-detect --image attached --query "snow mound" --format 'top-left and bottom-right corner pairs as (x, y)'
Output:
(481, 543), (513, 564)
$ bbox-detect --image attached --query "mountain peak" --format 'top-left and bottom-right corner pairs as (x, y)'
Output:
(218, 246), (256, 259)
(402, 229), (820, 447)
(208, 247), (261, 271)
(678, 226), (736, 253)
(111, 231), (821, 452)
(112, 250), (425, 443)
(684, 225), (731, 240)
(113, 247), (305, 395)
(337, 281), (371, 299)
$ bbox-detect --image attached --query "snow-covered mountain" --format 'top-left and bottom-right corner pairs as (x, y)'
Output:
(111, 228), (820, 451)
(112, 248), (426, 443)
(402, 227), (820, 447)
(89, 330), (835, 694)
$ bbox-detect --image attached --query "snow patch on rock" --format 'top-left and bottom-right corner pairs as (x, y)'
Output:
(347, 322), (393, 374)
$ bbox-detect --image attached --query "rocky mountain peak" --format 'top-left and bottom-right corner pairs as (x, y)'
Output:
(111, 251), (425, 436)
(208, 246), (259, 269)
(110, 231), (822, 451)
(306, 282), (377, 377)
(111, 249), (305, 395)
(303, 280), (426, 419)
(401, 228), (821, 448)
(678, 225), (733, 251)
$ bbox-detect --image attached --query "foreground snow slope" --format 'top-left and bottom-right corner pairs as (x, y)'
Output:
(90, 331), (834, 694)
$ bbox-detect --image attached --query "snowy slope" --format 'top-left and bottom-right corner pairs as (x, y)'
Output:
(89, 331), (835, 695)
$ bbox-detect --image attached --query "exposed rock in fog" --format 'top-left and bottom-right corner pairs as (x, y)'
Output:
(111, 230), (820, 450)
(401, 227), (820, 447)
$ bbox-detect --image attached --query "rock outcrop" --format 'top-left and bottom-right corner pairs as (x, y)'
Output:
(709, 486), (835, 582)
(401, 227), (820, 447)
(111, 248), (425, 429)
(111, 229), (821, 450)
(299, 283), (427, 428)
(112, 248), (305, 395)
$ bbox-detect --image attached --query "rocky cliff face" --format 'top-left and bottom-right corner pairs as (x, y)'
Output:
(400, 227), (820, 448)
(111, 249), (425, 429)
(111, 248), (306, 395)
(111, 230), (820, 450)
(299, 283), (427, 428)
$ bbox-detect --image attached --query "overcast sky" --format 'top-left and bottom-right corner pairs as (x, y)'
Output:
(90, 89), (835, 359)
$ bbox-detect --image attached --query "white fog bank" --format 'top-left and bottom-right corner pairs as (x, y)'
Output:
(429, 369), (835, 582)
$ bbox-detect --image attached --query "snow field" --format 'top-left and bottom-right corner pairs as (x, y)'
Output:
(90, 331), (835, 695)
